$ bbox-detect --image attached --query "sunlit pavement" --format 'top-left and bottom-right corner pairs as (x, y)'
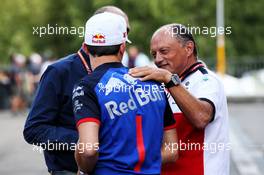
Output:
(229, 102), (264, 175)
(0, 110), (46, 175)
(0, 102), (263, 175)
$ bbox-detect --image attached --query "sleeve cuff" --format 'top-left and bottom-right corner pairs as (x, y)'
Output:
(76, 118), (101, 128)
(199, 98), (216, 122)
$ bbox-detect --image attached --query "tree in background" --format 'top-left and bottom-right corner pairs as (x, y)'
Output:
(0, 0), (263, 74)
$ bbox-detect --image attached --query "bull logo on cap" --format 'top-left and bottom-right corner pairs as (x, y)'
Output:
(92, 34), (106, 44)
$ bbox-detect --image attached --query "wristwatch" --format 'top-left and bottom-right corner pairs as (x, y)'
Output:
(165, 74), (181, 88)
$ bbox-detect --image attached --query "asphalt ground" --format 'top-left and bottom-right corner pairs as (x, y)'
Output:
(0, 102), (263, 175)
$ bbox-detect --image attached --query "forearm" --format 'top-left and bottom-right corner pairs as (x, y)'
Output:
(128, 67), (213, 128)
(168, 85), (212, 129)
(75, 122), (100, 173)
(161, 146), (175, 164)
(129, 67), (208, 123)
(161, 129), (178, 163)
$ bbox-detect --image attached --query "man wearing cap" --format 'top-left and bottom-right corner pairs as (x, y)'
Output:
(73, 12), (178, 175)
(23, 6), (130, 175)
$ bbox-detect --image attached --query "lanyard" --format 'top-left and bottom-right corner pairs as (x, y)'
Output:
(77, 50), (92, 74)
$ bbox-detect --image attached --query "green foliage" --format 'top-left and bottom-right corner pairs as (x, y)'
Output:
(226, 0), (264, 60)
(0, 0), (263, 64)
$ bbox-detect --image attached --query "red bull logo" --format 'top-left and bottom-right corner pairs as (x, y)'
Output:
(92, 34), (106, 44)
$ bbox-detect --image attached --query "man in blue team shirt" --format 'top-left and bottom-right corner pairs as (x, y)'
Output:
(23, 6), (130, 175)
(73, 12), (178, 175)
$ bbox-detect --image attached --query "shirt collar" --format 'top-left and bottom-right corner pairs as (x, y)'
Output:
(80, 44), (91, 66)
(179, 61), (205, 81)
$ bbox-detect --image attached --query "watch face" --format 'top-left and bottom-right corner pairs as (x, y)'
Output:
(172, 74), (180, 85)
(165, 74), (181, 88)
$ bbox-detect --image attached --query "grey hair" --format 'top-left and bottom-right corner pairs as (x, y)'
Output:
(154, 23), (198, 57)
(94, 6), (130, 32)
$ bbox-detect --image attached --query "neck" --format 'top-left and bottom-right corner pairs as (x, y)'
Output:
(90, 55), (121, 70)
(179, 55), (197, 76)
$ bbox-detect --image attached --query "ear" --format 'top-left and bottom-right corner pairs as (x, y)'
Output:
(86, 47), (90, 55)
(185, 41), (194, 57)
(119, 43), (126, 55)
(83, 43), (89, 54)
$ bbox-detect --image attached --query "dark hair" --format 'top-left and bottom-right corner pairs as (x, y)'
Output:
(87, 44), (121, 57)
(171, 24), (197, 57)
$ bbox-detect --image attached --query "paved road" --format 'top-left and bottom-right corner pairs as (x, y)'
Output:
(0, 111), (46, 175)
(228, 102), (264, 175)
(0, 102), (263, 175)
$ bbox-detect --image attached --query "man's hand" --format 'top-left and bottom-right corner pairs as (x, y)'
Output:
(129, 66), (172, 83)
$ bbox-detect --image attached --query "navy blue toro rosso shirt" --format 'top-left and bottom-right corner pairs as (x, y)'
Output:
(23, 48), (90, 172)
(73, 62), (176, 175)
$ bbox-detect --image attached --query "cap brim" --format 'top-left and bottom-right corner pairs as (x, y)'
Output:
(126, 38), (132, 44)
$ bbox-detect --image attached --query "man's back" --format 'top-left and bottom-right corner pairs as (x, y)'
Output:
(24, 48), (90, 172)
(73, 62), (175, 175)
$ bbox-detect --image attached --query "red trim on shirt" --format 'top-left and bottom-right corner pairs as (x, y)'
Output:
(164, 123), (177, 131)
(162, 112), (204, 175)
(190, 63), (204, 72)
(179, 62), (204, 81)
(76, 118), (101, 127)
(134, 115), (146, 172)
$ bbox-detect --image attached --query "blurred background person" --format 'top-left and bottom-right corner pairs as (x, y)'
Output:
(9, 54), (28, 114)
(27, 53), (43, 105)
(40, 53), (56, 76)
(122, 45), (152, 68)
(0, 69), (11, 110)
(28, 53), (42, 85)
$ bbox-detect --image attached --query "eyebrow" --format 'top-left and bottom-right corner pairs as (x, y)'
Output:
(159, 47), (170, 50)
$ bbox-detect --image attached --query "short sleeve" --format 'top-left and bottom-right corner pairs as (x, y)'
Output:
(163, 98), (176, 130)
(193, 75), (223, 121)
(72, 80), (101, 127)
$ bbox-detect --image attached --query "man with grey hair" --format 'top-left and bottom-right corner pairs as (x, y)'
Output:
(130, 23), (229, 175)
(23, 6), (130, 175)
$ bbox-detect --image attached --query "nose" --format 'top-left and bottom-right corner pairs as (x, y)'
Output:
(154, 52), (164, 66)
